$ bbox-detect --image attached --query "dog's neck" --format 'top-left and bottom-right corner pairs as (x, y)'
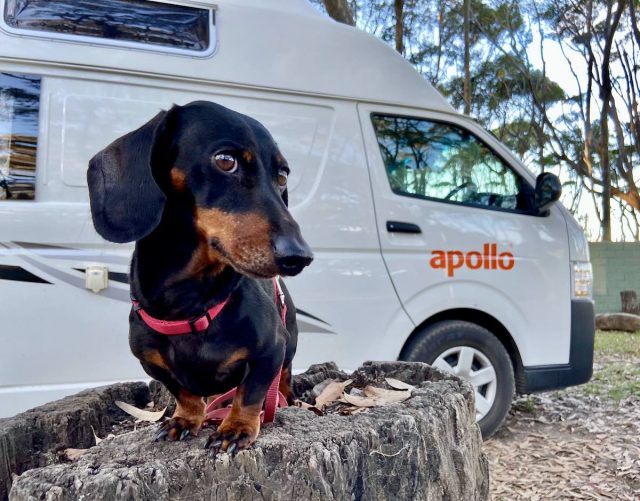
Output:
(130, 199), (243, 320)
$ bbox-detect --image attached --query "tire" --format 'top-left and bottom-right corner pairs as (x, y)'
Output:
(400, 320), (515, 439)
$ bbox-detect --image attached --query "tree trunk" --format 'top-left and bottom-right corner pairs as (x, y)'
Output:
(463, 0), (472, 115)
(322, 0), (355, 26)
(621, 290), (640, 314)
(7, 362), (489, 501)
(394, 0), (404, 54)
(598, 0), (625, 241)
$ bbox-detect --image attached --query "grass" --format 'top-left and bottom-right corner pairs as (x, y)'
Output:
(578, 330), (640, 403)
(593, 330), (640, 359)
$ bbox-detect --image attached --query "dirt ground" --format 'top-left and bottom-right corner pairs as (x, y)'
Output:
(485, 331), (640, 500)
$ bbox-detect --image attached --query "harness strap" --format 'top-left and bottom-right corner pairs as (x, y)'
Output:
(132, 298), (229, 335)
(205, 276), (288, 425)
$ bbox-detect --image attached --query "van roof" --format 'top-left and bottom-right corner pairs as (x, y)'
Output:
(0, 0), (455, 112)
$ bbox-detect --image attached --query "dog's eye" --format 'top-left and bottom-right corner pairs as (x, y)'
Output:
(277, 169), (288, 192)
(213, 153), (238, 173)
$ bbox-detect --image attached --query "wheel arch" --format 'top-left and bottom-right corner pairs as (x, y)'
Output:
(398, 308), (527, 393)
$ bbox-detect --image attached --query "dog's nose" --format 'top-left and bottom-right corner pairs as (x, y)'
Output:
(273, 235), (314, 276)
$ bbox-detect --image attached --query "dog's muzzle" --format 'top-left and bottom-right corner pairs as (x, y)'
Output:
(273, 234), (313, 276)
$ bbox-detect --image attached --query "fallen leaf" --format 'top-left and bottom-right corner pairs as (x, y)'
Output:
(64, 448), (88, 461)
(293, 400), (325, 416)
(115, 401), (166, 422)
(91, 425), (102, 445)
(342, 387), (411, 407)
(339, 406), (369, 416)
(385, 377), (415, 391)
(314, 379), (352, 410)
(363, 385), (411, 399)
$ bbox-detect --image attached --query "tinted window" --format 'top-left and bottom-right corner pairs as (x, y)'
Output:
(0, 72), (40, 201)
(4, 0), (210, 52)
(372, 115), (532, 212)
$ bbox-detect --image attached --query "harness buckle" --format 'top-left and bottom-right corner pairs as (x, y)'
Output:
(188, 317), (199, 334)
(188, 311), (211, 333)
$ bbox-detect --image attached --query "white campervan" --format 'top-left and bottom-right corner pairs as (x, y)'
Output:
(0, 0), (594, 437)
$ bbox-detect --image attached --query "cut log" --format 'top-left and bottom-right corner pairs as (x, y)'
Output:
(620, 291), (640, 315)
(595, 313), (640, 332)
(7, 362), (489, 501)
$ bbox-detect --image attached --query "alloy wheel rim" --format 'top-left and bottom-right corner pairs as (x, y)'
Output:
(432, 346), (498, 421)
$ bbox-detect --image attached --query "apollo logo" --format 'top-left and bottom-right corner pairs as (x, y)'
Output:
(430, 243), (515, 277)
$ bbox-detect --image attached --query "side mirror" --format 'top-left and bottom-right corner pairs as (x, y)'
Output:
(534, 172), (561, 214)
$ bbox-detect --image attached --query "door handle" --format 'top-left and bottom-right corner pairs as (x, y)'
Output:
(386, 221), (422, 234)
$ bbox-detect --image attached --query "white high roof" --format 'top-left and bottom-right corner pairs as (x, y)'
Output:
(0, 0), (455, 112)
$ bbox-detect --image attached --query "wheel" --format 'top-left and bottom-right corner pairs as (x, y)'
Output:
(400, 320), (515, 438)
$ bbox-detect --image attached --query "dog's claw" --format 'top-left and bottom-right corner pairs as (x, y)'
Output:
(227, 443), (237, 455)
(154, 429), (169, 442)
(179, 429), (191, 441)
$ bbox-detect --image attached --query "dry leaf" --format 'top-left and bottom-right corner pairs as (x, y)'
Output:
(91, 425), (102, 445)
(294, 400), (324, 416)
(363, 385), (411, 399)
(115, 400), (166, 422)
(64, 448), (88, 461)
(314, 379), (352, 410)
(385, 377), (415, 391)
(342, 387), (411, 407)
(339, 406), (369, 416)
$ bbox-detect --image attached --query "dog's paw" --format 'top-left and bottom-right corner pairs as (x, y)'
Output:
(154, 417), (202, 442)
(204, 415), (260, 457)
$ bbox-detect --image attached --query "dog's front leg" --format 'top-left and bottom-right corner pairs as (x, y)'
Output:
(205, 349), (283, 455)
(155, 388), (206, 441)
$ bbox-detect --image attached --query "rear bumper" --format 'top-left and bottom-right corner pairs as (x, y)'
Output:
(520, 299), (595, 393)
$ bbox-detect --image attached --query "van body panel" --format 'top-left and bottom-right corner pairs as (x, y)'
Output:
(0, 0), (455, 112)
(358, 103), (572, 367)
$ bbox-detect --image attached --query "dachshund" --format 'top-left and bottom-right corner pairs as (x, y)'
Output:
(87, 101), (313, 455)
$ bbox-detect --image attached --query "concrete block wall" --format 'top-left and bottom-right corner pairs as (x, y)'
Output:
(589, 242), (640, 313)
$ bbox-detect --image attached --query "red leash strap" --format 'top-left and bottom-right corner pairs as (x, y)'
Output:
(205, 277), (288, 425)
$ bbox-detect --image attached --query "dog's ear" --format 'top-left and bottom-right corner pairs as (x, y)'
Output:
(87, 110), (174, 243)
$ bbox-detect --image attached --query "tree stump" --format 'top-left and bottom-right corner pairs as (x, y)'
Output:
(7, 362), (489, 501)
(620, 291), (640, 315)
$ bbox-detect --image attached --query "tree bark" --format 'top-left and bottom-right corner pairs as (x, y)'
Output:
(7, 362), (489, 501)
(394, 0), (405, 54)
(596, 313), (640, 332)
(463, 0), (472, 115)
(621, 290), (640, 314)
(322, 0), (355, 26)
(598, 0), (625, 241)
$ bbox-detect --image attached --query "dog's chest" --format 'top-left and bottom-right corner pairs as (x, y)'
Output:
(170, 339), (252, 396)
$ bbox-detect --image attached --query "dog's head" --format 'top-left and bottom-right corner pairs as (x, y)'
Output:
(87, 101), (313, 278)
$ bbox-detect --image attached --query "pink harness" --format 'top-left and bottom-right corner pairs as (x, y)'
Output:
(132, 277), (288, 424)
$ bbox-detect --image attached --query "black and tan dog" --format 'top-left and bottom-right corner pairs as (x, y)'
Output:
(87, 101), (313, 454)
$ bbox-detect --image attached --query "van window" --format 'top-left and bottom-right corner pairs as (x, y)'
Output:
(3, 0), (211, 53)
(371, 115), (533, 212)
(0, 72), (40, 201)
